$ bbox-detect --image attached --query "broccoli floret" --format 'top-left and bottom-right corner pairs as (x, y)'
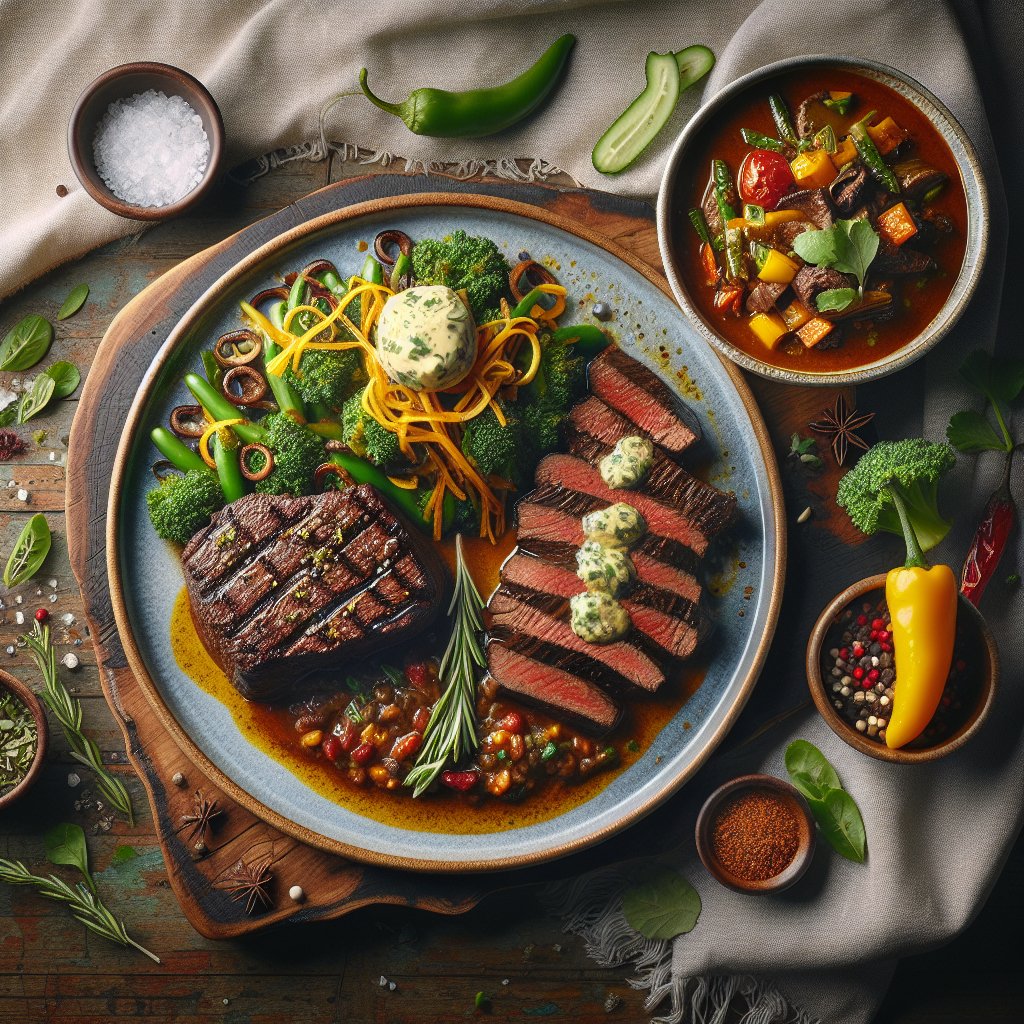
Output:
(461, 401), (524, 484)
(284, 349), (366, 412)
(146, 469), (223, 544)
(521, 399), (565, 461)
(410, 230), (511, 323)
(525, 334), (587, 411)
(836, 439), (956, 557)
(341, 394), (401, 467)
(255, 412), (328, 496)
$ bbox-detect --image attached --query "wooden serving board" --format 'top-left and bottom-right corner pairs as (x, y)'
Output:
(65, 172), (858, 939)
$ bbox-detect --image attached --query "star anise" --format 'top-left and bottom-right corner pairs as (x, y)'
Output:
(180, 789), (223, 844)
(216, 854), (273, 914)
(810, 394), (875, 466)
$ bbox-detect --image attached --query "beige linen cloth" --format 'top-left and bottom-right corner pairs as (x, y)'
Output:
(1, 3), (1020, 1023)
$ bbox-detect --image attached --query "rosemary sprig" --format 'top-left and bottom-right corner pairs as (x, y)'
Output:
(405, 535), (484, 797)
(0, 858), (159, 962)
(21, 622), (134, 824)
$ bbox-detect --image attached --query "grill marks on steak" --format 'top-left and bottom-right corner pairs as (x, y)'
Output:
(587, 347), (699, 454)
(182, 487), (446, 700)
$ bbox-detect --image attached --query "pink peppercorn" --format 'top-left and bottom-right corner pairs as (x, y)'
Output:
(34, 608), (49, 623)
(853, 667), (864, 680)
(857, 614), (868, 626)
(872, 618), (885, 630)
(868, 669), (880, 682)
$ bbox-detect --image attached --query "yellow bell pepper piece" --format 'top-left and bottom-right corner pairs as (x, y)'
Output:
(748, 311), (788, 350)
(885, 563), (958, 749)
(790, 149), (835, 189)
(757, 249), (799, 285)
(830, 137), (858, 169)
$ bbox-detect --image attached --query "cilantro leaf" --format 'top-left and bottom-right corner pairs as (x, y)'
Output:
(792, 219), (880, 294)
(816, 288), (858, 313)
(946, 409), (1007, 453)
(792, 228), (837, 268)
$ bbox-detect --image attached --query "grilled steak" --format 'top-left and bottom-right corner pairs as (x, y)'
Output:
(587, 347), (700, 454)
(485, 642), (621, 734)
(499, 552), (702, 660)
(181, 486), (447, 700)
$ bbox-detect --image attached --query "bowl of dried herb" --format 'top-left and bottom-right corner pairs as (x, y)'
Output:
(0, 669), (48, 810)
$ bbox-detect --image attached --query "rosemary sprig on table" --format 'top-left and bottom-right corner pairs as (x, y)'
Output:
(405, 535), (485, 797)
(21, 621), (134, 824)
(0, 858), (159, 962)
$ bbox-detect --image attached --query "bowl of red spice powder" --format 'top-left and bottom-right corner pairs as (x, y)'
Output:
(695, 775), (816, 893)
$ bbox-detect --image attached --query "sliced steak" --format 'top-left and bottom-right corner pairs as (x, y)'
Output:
(499, 552), (702, 660)
(745, 280), (788, 314)
(782, 188), (834, 230)
(488, 587), (665, 694)
(874, 240), (935, 275)
(568, 394), (701, 459)
(182, 486), (447, 701)
(485, 642), (621, 735)
(587, 347), (700, 454)
(534, 454), (734, 557)
(515, 509), (702, 603)
(791, 265), (857, 310)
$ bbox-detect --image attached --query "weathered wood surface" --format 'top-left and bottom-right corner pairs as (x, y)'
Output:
(0, 156), (1019, 1023)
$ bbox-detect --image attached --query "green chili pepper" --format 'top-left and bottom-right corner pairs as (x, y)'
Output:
(850, 112), (900, 194)
(256, 329), (305, 420)
(768, 94), (798, 146)
(359, 254), (384, 284)
(318, 269), (346, 296)
(688, 207), (712, 245)
(359, 34), (575, 138)
(724, 224), (747, 281)
(184, 373), (266, 446)
(743, 203), (765, 226)
(150, 427), (209, 475)
(550, 324), (609, 358)
(389, 252), (411, 292)
(267, 300), (286, 332)
(212, 432), (245, 503)
(712, 159), (736, 225)
(327, 451), (425, 526)
(740, 128), (785, 153)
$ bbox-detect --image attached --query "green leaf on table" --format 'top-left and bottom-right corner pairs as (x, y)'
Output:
(3, 513), (51, 587)
(946, 409), (1006, 453)
(17, 374), (55, 424)
(815, 288), (858, 313)
(110, 845), (139, 866)
(45, 822), (96, 891)
(784, 739), (843, 801)
(0, 406), (16, 428)
(622, 866), (701, 941)
(793, 219), (879, 292)
(809, 789), (867, 863)
(959, 350), (1024, 405)
(43, 360), (81, 399)
(0, 315), (53, 372)
(57, 284), (89, 321)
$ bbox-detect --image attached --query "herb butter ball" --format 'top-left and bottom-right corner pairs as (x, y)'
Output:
(376, 285), (477, 391)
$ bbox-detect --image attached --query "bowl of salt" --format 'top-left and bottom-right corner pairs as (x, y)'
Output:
(68, 62), (224, 221)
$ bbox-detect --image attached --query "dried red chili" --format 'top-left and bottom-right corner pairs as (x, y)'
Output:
(711, 789), (800, 881)
(961, 447), (1017, 606)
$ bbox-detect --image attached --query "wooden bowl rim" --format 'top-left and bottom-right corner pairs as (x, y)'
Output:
(0, 668), (49, 811)
(805, 573), (999, 763)
(66, 61), (225, 222)
(695, 773), (816, 893)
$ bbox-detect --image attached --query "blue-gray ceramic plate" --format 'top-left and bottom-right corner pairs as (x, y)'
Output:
(108, 193), (785, 872)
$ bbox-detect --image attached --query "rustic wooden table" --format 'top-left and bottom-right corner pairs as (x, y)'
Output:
(0, 157), (1019, 1023)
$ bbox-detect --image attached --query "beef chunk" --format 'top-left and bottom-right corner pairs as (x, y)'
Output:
(782, 188), (835, 229)
(874, 240), (935, 275)
(746, 280), (788, 314)
(791, 265), (857, 309)
(829, 163), (872, 216)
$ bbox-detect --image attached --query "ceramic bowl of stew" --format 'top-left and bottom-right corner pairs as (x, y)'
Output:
(656, 56), (988, 386)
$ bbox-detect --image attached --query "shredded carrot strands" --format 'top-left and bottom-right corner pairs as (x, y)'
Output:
(198, 418), (245, 468)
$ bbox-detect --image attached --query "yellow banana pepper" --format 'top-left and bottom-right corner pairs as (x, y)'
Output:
(885, 563), (958, 749)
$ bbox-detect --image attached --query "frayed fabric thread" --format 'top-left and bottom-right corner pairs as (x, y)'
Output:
(545, 871), (818, 1024)
(232, 138), (571, 186)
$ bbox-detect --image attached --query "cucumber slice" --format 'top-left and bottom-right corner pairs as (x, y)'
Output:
(593, 46), (715, 175)
(592, 52), (680, 174)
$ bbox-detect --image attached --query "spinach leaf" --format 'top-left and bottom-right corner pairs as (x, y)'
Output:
(816, 288), (858, 313)
(946, 409), (1006, 453)
(0, 315), (53, 372)
(17, 374), (55, 424)
(3, 513), (51, 587)
(785, 739), (842, 801)
(809, 790), (867, 863)
(622, 866), (701, 940)
(45, 822), (96, 892)
(57, 284), (90, 321)
(43, 361), (81, 399)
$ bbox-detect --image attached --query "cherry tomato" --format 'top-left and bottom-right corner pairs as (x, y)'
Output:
(738, 149), (794, 209)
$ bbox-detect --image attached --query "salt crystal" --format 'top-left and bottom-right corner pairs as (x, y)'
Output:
(49, 594), (57, 603)
(4, 646), (13, 656)
(61, 612), (75, 626)
(61, 653), (80, 670)
(92, 90), (210, 208)
(48, 452), (56, 462)
(13, 611), (24, 625)
(16, 489), (27, 502)
(67, 772), (80, 787)
(47, 579), (57, 589)
(14, 595), (22, 605)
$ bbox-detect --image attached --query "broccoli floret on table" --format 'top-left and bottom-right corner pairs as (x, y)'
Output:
(283, 349), (366, 413)
(254, 412), (328, 497)
(146, 469), (223, 545)
(836, 438), (956, 553)
(410, 230), (511, 324)
(341, 393), (401, 467)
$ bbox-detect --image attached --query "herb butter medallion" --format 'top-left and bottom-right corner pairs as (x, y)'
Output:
(575, 540), (636, 597)
(581, 502), (646, 548)
(599, 435), (654, 489)
(569, 590), (630, 644)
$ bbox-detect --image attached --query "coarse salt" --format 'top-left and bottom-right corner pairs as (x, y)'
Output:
(92, 90), (210, 208)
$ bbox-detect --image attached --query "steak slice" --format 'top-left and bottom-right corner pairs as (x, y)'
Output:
(500, 552), (702, 660)
(486, 642), (621, 735)
(182, 486), (447, 701)
(587, 347), (700, 454)
(534, 454), (734, 557)
(488, 587), (666, 694)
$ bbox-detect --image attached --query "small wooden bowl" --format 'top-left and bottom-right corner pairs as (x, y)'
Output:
(695, 774), (816, 893)
(67, 62), (224, 221)
(806, 574), (999, 763)
(0, 669), (49, 811)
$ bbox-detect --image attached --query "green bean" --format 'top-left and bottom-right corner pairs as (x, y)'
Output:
(724, 225), (747, 281)
(150, 427), (208, 475)
(389, 253), (411, 291)
(550, 324), (609, 358)
(360, 254), (384, 284)
(318, 269), (346, 296)
(510, 286), (556, 320)
(851, 113), (900, 194)
(740, 128), (785, 153)
(712, 159), (736, 225)
(327, 452), (425, 526)
(212, 433), (245, 503)
(258, 329), (306, 420)
(768, 94), (798, 146)
(286, 275), (307, 311)
(184, 373), (266, 445)
(268, 300), (286, 331)
(688, 208), (712, 245)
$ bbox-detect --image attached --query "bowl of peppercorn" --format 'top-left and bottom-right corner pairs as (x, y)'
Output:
(0, 669), (49, 811)
(806, 574), (999, 763)
(695, 774), (817, 893)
